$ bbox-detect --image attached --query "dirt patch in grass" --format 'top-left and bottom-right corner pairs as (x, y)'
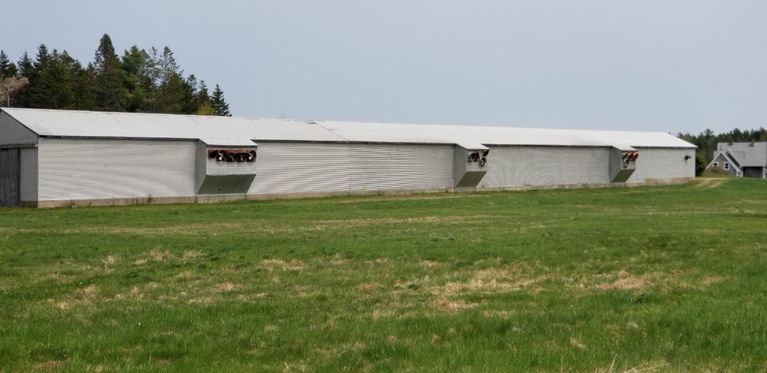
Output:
(75, 284), (99, 300)
(149, 249), (174, 262)
(590, 269), (708, 292)
(595, 270), (648, 291)
(309, 215), (496, 230)
(357, 282), (382, 292)
(433, 297), (477, 312)
(427, 266), (547, 313)
(694, 178), (726, 189)
(33, 360), (66, 370)
(213, 282), (240, 293)
(482, 310), (515, 318)
(435, 266), (547, 298)
(569, 337), (587, 350)
(260, 258), (305, 271)
(101, 255), (118, 266)
(420, 260), (442, 269)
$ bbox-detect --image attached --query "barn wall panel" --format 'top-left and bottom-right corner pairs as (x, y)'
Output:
(0, 112), (37, 146)
(248, 142), (353, 194)
(348, 143), (454, 191)
(37, 138), (197, 201)
(479, 146), (610, 187)
(629, 148), (695, 183)
(249, 142), (454, 195)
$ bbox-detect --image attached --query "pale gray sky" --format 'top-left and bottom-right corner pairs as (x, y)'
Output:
(2, 0), (766, 133)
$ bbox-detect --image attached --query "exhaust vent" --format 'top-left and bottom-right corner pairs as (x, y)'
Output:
(196, 140), (258, 195)
(454, 143), (490, 189)
(610, 147), (638, 183)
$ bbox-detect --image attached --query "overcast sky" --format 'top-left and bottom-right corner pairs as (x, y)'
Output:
(2, 0), (766, 133)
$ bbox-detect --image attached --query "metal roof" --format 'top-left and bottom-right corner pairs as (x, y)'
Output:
(1, 108), (695, 149)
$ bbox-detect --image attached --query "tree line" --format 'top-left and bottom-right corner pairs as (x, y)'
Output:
(0, 34), (230, 116)
(678, 128), (767, 175)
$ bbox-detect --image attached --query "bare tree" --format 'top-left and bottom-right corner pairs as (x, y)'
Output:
(0, 76), (28, 107)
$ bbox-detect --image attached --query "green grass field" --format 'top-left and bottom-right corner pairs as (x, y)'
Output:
(1, 179), (766, 371)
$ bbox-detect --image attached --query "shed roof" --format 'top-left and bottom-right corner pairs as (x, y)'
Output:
(1, 108), (695, 149)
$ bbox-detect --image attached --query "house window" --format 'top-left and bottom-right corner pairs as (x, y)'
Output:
(724, 162), (730, 170)
(713, 162), (718, 167)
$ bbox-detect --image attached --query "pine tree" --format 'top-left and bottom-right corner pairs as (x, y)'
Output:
(155, 72), (187, 113)
(25, 45), (52, 108)
(42, 50), (75, 109)
(210, 84), (230, 116)
(122, 46), (152, 112)
(191, 80), (211, 115)
(14, 53), (34, 107)
(92, 34), (128, 111)
(150, 46), (188, 113)
(61, 52), (94, 110)
(182, 74), (199, 114)
(0, 50), (18, 78)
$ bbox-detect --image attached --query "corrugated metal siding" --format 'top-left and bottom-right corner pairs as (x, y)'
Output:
(249, 142), (454, 195)
(248, 142), (352, 194)
(479, 146), (610, 187)
(38, 138), (197, 201)
(348, 144), (453, 191)
(629, 148), (695, 183)
(19, 148), (38, 202)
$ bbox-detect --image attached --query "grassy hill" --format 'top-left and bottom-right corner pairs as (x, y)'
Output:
(1, 179), (766, 371)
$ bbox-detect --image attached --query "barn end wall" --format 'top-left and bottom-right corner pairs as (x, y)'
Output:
(37, 138), (198, 201)
(479, 146), (611, 187)
(0, 111), (37, 147)
(628, 148), (695, 184)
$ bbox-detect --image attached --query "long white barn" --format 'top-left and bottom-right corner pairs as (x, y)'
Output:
(0, 108), (695, 207)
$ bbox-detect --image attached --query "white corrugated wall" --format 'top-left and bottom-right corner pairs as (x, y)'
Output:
(32, 139), (695, 203)
(248, 142), (454, 195)
(348, 143), (453, 191)
(629, 148), (695, 183)
(248, 142), (352, 194)
(37, 138), (197, 201)
(479, 146), (611, 187)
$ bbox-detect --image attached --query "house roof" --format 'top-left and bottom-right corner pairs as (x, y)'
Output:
(716, 142), (767, 167)
(1, 108), (696, 149)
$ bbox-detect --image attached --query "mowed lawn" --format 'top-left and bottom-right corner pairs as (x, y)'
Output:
(1, 179), (766, 372)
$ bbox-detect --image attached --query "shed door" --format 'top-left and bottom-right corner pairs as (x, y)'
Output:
(0, 148), (20, 207)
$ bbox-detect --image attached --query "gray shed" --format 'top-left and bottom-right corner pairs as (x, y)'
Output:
(706, 142), (767, 179)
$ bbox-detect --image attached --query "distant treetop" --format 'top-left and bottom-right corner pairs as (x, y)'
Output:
(0, 33), (232, 117)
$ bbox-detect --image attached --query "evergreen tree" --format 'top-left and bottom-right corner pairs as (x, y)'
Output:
(42, 50), (76, 109)
(61, 52), (94, 110)
(196, 80), (210, 104)
(194, 80), (212, 114)
(122, 46), (152, 112)
(3, 35), (230, 114)
(150, 46), (188, 113)
(182, 74), (199, 114)
(0, 50), (18, 78)
(14, 53), (34, 107)
(25, 45), (52, 108)
(210, 84), (230, 116)
(92, 34), (128, 111)
(155, 72), (187, 113)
